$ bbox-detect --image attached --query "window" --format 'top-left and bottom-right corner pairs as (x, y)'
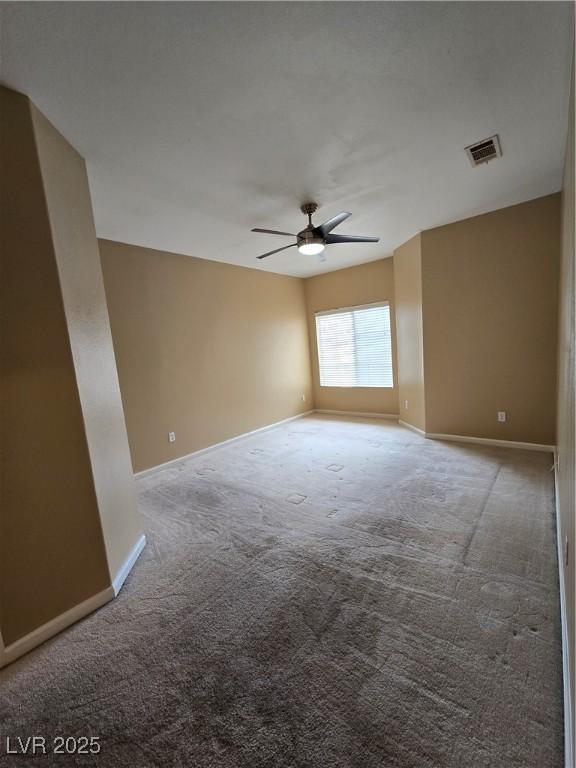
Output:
(315, 302), (393, 388)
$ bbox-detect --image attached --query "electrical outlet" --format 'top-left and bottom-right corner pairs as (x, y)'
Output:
(168, 432), (176, 443)
(404, 400), (409, 410)
(301, 394), (306, 402)
(497, 411), (506, 423)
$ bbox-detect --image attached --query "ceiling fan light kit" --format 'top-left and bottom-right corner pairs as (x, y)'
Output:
(298, 239), (325, 256)
(252, 202), (379, 261)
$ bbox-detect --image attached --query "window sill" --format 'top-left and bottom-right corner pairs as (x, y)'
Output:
(319, 385), (394, 389)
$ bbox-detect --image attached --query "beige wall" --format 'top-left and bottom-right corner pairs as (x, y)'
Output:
(1, 88), (142, 650)
(304, 259), (399, 415)
(0, 89), (110, 644)
(557, 60), (575, 750)
(31, 106), (142, 580)
(393, 235), (426, 431)
(99, 240), (313, 472)
(421, 194), (561, 444)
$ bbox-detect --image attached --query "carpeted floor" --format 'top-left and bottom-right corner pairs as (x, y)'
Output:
(0, 415), (564, 767)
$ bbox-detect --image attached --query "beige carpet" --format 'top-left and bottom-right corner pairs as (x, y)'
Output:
(0, 415), (564, 767)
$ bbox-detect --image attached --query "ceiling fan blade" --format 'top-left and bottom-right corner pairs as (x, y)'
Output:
(257, 243), (297, 260)
(252, 228), (295, 237)
(318, 211), (352, 235)
(325, 234), (379, 244)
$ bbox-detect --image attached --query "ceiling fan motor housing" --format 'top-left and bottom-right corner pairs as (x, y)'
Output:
(297, 225), (324, 249)
(298, 203), (323, 248)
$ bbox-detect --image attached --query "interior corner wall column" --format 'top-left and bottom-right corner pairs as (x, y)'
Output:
(30, 97), (143, 581)
(393, 194), (561, 445)
(0, 86), (143, 656)
(556, 51), (575, 764)
(421, 194), (560, 445)
(392, 234), (425, 431)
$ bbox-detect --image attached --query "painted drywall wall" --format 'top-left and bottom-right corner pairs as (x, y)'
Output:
(421, 194), (561, 444)
(557, 60), (575, 755)
(0, 88), (110, 644)
(393, 235), (425, 431)
(99, 241), (313, 472)
(31, 105), (142, 581)
(304, 259), (399, 415)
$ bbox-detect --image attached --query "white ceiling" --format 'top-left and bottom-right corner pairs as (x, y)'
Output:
(1, 2), (573, 277)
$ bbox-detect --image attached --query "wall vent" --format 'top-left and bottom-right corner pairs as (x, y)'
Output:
(465, 135), (502, 167)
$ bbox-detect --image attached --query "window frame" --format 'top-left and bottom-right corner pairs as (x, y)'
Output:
(314, 301), (394, 389)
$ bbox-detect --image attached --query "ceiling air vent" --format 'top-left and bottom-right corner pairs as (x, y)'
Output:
(465, 135), (502, 167)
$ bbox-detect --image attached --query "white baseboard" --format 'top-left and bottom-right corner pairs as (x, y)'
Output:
(397, 422), (554, 452)
(315, 409), (399, 420)
(0, 586), (114, 668)
(398, 419), (426, 436)
(112, 534), (147, 596)
(425, 431), (555, 452)
(0, 536), (147, 668)
(135, 410), (315, 478)
(553, 452), (574, 768)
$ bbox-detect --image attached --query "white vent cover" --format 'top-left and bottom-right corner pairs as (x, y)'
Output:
(465, 135), (502, 166)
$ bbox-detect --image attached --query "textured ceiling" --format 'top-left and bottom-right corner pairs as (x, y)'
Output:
(1, 2), (573, 276)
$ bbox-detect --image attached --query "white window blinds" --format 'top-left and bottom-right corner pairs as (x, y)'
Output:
(315, 303), (393, 388)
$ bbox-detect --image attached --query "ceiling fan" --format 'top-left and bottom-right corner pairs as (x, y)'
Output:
(252, 202), (379, 260)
